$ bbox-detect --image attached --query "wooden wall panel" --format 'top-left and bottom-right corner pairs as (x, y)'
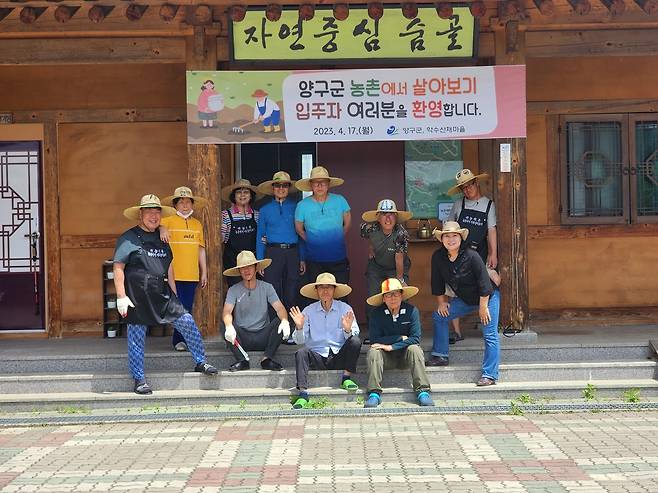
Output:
(60, 247), (113, 325)
(58, 122), (188, 236)
(0, 124), (43, 141)
(529, 237), (658, 309)
(527, 56), (658, 102)
(527, 114), (549, 226)
(0, 64), (185, 111)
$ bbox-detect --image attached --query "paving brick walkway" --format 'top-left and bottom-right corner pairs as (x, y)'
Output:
(1, 412), (658, 492)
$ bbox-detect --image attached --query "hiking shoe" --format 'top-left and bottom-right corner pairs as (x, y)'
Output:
(174, 342), (188, 352)
(417, 391), (434, 407)
(426, 356), (449, 367)
(134, 380), (152, 395)
(476, 377), (496, 387)
(292, 397), (308, 409)
(364, 393), (381, 408)
(341, 379), (358, 391)
(260, 358), (283, 371)
(194, 362), (218, 375)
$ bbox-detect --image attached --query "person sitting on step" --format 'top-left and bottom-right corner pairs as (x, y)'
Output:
(222, 250), (290, 371)
(364, 278), (434, 408)
(288, 273), (362, 409)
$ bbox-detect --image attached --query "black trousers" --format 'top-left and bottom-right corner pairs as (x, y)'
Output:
(294, 336), (362, 390)
(228, 318), (283, 362)
(264, 245), (300, 310)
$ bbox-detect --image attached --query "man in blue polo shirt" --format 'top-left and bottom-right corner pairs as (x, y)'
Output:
(294, 166), (351, 289)
(256, 171), (305, 311)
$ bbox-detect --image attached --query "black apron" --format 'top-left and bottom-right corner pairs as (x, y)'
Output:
(458, 197), (492, 263)
(222, 209), (257, 270)
(124, 226), (186, 325)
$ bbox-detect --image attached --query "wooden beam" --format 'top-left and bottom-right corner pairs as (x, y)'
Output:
(0, 37), (186, 65)
(11, 107), (185, 124)
(601, 0), (627, 15)
(43, 122), (62, 338)
(533, 0), (556, 15)
(635, 0), (658, 14)
(526, 29), (658, 57)
(568, 0), (593, 14)
(528, 99), (658, 114)
(494, 24), (529, 331)
(529, 223), (658, 239)
(61, 234), (116, 249)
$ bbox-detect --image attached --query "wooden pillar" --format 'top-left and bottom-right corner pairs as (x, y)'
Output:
(186, 29), (221, 336)
(43, 121), (62, 337)
(493, 22), (529, 331)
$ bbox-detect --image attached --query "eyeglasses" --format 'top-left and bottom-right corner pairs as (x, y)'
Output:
(273, 183), (291, 189)
(460, 182), (477, 191)
(235, 189), (251, 195)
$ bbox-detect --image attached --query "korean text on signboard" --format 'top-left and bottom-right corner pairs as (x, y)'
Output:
(231, 6), (477, 61)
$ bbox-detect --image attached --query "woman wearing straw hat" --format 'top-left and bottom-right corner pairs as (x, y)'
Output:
(160, 186), (209, 352)
(364, 278), (433, 408)
(427, 221), (500, 387)
(444, 168), (498, 344)
(113, 194), (217, 395)
(361, 198), (412, 304)
(256, 171), (305, 314)
(288, 273), (361, 409)
(221, 178), (260, 288)
(294, 166), (351, 291)
(222, 250), (291, 371)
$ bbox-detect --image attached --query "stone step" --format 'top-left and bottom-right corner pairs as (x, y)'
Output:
(1, 379), (656, 413)
(0, 341), (651, 375)
(1, 361), (655, 395)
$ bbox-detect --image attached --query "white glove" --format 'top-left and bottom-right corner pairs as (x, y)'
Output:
(278, 319), (291, 340)
(116, 296), (135, 318)
(224, 324), (236, 344)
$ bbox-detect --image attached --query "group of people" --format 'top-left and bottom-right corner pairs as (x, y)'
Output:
(112, 165), (502, 405)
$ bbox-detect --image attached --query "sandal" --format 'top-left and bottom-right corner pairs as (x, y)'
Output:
(340, 379), (358, 391)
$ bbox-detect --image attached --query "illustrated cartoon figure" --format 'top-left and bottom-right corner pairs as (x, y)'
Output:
(197, 80), (223, 129)
(252, 89), (281, 133)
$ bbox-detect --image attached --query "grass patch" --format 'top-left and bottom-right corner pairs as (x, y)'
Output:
(582, 383), (598, 401)
(622, 388), (641, 403)
(56, 406), (90, 415)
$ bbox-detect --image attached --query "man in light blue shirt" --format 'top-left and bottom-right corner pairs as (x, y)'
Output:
(289, 273), (362, 409)
(295, 166), (351, 289)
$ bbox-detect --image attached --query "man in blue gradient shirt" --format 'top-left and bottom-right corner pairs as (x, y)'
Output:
(294, 166), (351, 291)
(256, 171), (305, 312)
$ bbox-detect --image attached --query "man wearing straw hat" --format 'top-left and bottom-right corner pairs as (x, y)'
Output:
(222, 250), (291, 371)
(256, 171), (305, 314)
(364, 278), (434, 408)
(288, 273), (361, 409)
(160, 186), (209, 352)
(295, 166), (351, 291)
(113, 194), (218, 395)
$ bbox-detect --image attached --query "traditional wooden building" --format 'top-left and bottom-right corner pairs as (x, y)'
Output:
(1, 0), (657, 339)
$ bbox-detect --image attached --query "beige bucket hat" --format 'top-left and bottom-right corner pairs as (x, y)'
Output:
(222, 250), (272, 277)
(366, 278), (419, 307)
(361, 199), (413, 223)
(300, 272), (352, 300)
(123, 194), (176, 221)
(447, 168), (489, 196)
(162, 186), (209, 210)
(221, 178), (260, 203)
(432, 221), (469, 242)
(257, 171), (298, 195)
(295, 166), (344, 192)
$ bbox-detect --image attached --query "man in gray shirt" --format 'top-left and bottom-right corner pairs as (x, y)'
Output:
(222, 251), (291, 371)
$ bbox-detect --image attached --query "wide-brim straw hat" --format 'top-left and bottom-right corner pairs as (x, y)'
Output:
(295, 166), (344, 192)
(222, 250), (272, 277)
(432, 221), (469, 242)
(162, 186), (208, 210)
(257, 171), (298, 195)
(366, 278), (419, 307)
(123, 194), (176, 221)
(300, 272), (352, 300)
(447, 168), (490, 196)
(362, 199), (413, 223)
(221, 178), (260, 203)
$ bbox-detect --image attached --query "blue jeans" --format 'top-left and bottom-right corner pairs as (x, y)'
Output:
(431, 290), (500, 380)
(172, 281), (198, 347)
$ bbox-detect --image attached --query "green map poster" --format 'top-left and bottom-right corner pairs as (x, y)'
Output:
(404, 141), (463, 219)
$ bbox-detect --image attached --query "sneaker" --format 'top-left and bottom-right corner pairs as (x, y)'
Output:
(194, 362), (218, 375)
(134, 380), (152, 395)
(364, 392), (381, 408)
(292, 397), (308, 409)
(425, 356), (449, 367)
(476, 377), (496, 387)
(340, 379), (358, 391)
(174, 342), (188, 352)
(417, 391), (434, 407)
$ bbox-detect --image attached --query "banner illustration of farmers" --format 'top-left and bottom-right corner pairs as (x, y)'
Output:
(186, 67), (526, 145)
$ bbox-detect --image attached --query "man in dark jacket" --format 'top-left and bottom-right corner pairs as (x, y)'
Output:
(364, 278), (433, 408)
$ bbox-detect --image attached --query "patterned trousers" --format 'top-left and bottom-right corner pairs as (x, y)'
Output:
(128, 313), (206, 381)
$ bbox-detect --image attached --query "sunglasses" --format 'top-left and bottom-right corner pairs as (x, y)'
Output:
(273, 183), (291, 189)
